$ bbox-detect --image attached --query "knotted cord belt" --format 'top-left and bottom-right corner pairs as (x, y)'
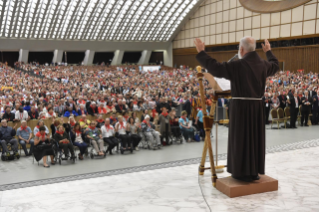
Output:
(232, 97), (262, 100)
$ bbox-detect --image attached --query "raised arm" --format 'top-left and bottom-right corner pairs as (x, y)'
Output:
(194, 38), (232, 80)
(262, 39), (279, 77)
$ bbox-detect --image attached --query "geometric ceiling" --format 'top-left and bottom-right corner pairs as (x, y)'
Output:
(0, 0), (199, 42)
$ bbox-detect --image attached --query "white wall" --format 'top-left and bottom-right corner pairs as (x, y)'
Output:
(173, 0), (319, 49)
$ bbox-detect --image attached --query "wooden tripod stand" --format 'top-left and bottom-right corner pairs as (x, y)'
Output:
(196, 66), (231, 187)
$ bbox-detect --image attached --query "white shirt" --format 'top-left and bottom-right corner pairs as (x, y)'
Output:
(46, 112), (56, 118)
(101, 125), (114, 138)
(294, 97), (299, 108)
(15, 110), (29, 121)
(115, 122), (126, 135)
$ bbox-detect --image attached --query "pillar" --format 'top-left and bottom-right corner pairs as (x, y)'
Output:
(83, 50), (95, 65)
(163, 42), (173, 67)
(18, 49), (29, 63)
(111, 50), (124, 65)
(137, 50), (152, 65)
(52, 49), (64, 63)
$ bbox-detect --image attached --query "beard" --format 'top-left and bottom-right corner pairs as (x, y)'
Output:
(238, 49), (242, 59)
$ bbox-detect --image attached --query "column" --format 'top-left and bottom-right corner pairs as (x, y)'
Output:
(163, 42), (173, 67)
(18, 49), (29, 63)
(137, 50), (152, 65)
(52, 49), (64, 63)
(111, 50), (124, 65)
(83, 50), (95, 65)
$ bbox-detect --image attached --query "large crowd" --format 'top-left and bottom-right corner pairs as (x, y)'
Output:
(0, 61), (209, 167)
(0, 61), (317, 167)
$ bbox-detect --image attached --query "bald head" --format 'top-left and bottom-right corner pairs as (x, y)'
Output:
(239, 36), (256, 59)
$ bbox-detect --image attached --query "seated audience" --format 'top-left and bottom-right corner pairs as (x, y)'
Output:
(54, 124), (76, 159)
(86, 120), (104, 156)
(2, 106), (15, 122)
(72, 123), (88, 160)
(34, 120), (50, 135)
(17, 120), (34, 156)
(179, 111), (195, 142)
(127, 117), (141, 150)
(88, 102), (98, 116)
(34, 126), (55, 167)
(141, 115), (161, 149)
(0, 120), (19, 157)
(28, 106), (39, 120)
(79, 115), (91, 129)
(115, 116), (131, 151)
(46, 107), (56, 118)
(101, 118), (118, 155)
(15, 106), (29, 121)
(95, 114), (105, 128)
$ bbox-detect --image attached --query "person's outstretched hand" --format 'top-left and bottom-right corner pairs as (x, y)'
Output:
(194, 38), (205, 53)
(261, 39), (271, 53)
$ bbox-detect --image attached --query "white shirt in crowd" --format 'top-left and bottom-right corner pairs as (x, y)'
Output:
(115, 122), (126, 135)
(101, 125), (115, 138)
(46, 111), (56, 118)
(15, 110), (29, 121)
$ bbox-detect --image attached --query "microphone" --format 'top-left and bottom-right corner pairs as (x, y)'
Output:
(228, 54), (238, 63)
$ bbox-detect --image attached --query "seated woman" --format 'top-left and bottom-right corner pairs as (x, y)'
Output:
(158, 106), (172, 145)
(115, 116), (131, 152)
(72, 123), (88, 160)
(131, 111), (140, 124)
(98, 103), (107, 114)
(169, 109), (181, 138)
(178, 110), (195, 142)
(69, 116), (77, 129)
(86, 121), (105, 156)
(33, 126), (55, 168)
(46, 107), (56, 118)
(106, 101), (115, 113)
(141, 115), (161, 149)
(34, 120), (49, 136)
(95, 114), (105, 129)
(123, 111), (130, 123)
(53, 125), (76, 159)
(79, 115), (91, 129)
(127, 117), (141, 150)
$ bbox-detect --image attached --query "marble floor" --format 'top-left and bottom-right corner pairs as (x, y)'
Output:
(0, 140), (319, 212)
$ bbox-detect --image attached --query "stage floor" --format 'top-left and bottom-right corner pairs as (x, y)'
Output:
(0, 139), (319, 212)
(0, 125), (318, 187)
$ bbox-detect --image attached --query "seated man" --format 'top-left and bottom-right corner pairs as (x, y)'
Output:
(77, 104), (87, 116)
(98, 103), (107, 114)
(15, 106), (29, 121)
(0, 120), (19, 157)
(64, 106), (79, 117)
(2, 106), (15, 122)
(17, 120), (34, 156)
(109, 112), (118, 126)
(141, 115), (161, 150)
(86, 121), (105, 156)
(88, 101), (98, 116)
(79, 115), (91, 129)
(101, 118), (118, 155)
(34, 120), (50, 136)
(28, 106), (39, 120)
(179, 110), (195, 142)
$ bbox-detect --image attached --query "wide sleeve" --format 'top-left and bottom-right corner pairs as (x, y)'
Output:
(196, 51), (232, 80)
(265, 51), (279, 77)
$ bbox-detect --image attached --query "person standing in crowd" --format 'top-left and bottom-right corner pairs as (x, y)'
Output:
(301, 91), (312, 126)
(312, 90), (319, 125)
(288, 87), (298, 128)
(262, 93), (272, 124)
(278, 90), (287, 111)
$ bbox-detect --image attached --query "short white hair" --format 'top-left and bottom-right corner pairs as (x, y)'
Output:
(240, 36), (256, 52)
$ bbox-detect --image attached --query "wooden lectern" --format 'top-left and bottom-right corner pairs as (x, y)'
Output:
(196, 66), (231, 187)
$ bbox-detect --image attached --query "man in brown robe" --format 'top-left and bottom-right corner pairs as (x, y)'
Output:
(194, 37), (279, 182)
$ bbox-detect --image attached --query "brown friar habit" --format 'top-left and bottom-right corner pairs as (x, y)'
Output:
(196, 50), (279, 177)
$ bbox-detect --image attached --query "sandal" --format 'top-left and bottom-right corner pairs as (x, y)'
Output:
(51, 162), (56, 165)
(43, 165), (50, 168)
